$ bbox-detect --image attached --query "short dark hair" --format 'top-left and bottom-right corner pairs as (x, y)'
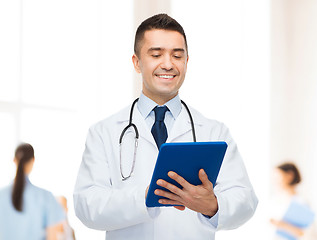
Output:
(134, 13), (188, 57)
(277, 162), (301, 186)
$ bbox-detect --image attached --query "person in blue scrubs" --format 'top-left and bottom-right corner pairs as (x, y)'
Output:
(0, 143), (65, 240)
(270, 162), (315, 239)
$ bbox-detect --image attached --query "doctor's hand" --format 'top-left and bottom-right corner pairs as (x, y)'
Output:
(155, 169), (218, 217)
(145, 186), (149, 199)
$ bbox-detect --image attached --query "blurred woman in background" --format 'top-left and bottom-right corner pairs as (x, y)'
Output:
(0, 143), (65, 240)
(270, 162), (315, 240)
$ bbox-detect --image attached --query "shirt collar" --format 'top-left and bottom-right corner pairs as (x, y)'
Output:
(137, 93), (182, 120)
(25, 176), (31, 184)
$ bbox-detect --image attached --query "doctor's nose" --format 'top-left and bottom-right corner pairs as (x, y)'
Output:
(160, 56), (174, 71)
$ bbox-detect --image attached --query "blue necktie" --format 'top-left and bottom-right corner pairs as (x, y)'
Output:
(151, 106), (168, 149)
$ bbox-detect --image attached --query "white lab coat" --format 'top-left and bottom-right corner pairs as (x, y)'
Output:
(73, 103), (258, 240)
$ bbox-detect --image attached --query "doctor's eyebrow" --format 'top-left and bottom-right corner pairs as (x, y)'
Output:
(147, 47), (185, 53)
(172, 48), (185, 53)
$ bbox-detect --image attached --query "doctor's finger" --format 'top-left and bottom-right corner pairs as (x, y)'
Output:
(174, 205), (186, 211)
(167, 171), (192, 189)
(156, 179), (184, 196)
(158, 198), (184, 206)
(154, 189), (182, 202)
(199, 169), (214, 190)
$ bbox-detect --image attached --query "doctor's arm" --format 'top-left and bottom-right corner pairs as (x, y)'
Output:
(210, 124), (258, 230)
(73, 124), (155, 231)
(155, 123), (258, 230)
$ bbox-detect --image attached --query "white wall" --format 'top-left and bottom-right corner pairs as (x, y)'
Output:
(271, 0), (317, 219)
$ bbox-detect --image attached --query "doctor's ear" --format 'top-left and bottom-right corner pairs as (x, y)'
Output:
(132, 54), (141, 73)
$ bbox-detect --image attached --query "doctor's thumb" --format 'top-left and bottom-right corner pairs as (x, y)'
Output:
(199, 169), (213, 187)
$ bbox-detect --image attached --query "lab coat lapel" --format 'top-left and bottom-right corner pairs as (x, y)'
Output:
(133, 106), (157, 148)
(167, 107), (192, 142)
(116, 106), (156, 148)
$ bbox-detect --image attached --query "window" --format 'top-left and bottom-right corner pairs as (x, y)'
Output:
(0, 1), (133, 239)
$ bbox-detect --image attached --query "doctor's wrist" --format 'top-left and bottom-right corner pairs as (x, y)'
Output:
(203, 195), (218, 218)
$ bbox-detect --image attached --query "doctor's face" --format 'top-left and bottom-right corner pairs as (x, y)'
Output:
(132, 29), (189, 104)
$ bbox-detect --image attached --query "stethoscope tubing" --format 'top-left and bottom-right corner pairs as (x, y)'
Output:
(119, 98), (196, 180)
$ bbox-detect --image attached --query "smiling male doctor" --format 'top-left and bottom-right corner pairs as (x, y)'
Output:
(74, 13), (258, 239)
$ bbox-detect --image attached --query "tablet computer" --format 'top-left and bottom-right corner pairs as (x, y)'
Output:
(146, 141), (227, 207)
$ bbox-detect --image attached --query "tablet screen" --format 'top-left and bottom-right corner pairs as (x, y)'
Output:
(146, 141), (227, 207)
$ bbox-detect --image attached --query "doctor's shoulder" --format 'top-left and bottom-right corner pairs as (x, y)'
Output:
(188, 106), (229, 140)
(87, 105), (131, 136)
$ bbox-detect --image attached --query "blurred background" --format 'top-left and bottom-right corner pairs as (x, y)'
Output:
(0, 0), (316, 239)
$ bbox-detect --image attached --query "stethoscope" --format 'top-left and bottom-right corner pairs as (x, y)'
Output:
(119, 98), (196, 181)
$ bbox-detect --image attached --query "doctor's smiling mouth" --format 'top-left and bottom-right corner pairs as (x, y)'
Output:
(155, 73), (178, 80)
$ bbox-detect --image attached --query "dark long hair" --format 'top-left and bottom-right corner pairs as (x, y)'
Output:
(12, 143), (34, 211)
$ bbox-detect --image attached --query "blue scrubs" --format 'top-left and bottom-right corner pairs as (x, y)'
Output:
(0, 177), (65, 240)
